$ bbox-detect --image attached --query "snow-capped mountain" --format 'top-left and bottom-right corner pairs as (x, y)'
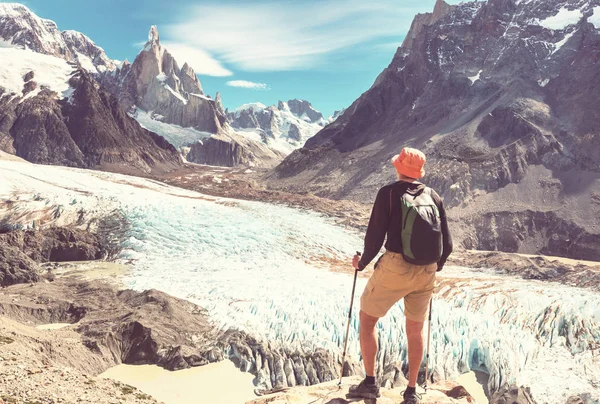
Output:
(271, 0), (600, 261)
(0, 3), (116, 73)
(0, 3), (285, 169)
(89, 26), (227, 155)
(0, 4), (182, 174)
(227, 99), (329, 154)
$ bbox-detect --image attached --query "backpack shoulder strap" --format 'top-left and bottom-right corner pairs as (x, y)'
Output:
(389, 182), (413, 217)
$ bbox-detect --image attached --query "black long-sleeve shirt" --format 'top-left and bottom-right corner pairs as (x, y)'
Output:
(358, 181), (452, 271)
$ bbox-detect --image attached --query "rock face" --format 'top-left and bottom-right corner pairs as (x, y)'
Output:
(0, 227), (104, 287)
(0, 3), (116, 73)
(115, 26), (226, 134)
(269, 0), (600, 261)
(0, 243), (39, 287)
(227, 100), (329, 154)
(187, 131), (286, 168)
(490, 385), (536, 404)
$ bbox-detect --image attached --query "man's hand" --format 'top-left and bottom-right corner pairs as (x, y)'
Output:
(352, 252), (362, 270)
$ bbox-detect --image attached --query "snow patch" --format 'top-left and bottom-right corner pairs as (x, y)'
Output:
(156, 72), (167, 82)
(164, 84), (187, 105)
(589, 6), (600, 29)
(538, 79), (550, 87)
(234, 128), (264, 144)
(0, 37), (18, 48)
(190, 93), (212, 101)
(74, 52), (97, 74)
(468, 69), (482, 85)
(0, 47), (75, 100)
(231, 102), (267, 114)
(539, 7), (583, 30)
(551, 30), (575, 55)
(131, 108), (211, 149)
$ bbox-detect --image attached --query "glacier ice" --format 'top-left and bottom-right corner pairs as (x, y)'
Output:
(0, 160), (599, 403)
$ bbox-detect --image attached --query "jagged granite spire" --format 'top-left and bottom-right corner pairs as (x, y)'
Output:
(148, 25), (160, 44)
(118, 25), (225, 133)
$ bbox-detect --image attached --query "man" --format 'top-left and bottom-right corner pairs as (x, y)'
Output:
(347, 147), (452, 404)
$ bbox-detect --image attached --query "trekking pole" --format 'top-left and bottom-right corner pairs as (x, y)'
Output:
(338, 252), (361, 388)
(423, 296), (433, 392)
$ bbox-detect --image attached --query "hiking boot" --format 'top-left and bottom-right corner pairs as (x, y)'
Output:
(403, 388), (422, 404)
(346, 379), (381, 399)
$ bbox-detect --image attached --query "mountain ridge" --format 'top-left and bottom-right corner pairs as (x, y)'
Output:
(227, 98), (330, 154)
(268, 0), (600, 261)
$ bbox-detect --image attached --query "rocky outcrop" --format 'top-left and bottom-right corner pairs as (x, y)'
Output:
(0, 316), (159, 403)
(116, 26), (226, 134)
(450, 250), (600, 291)
(227, 100), (329, 154)
(0, 275), (413, 391)
(0, 227), (104, 263)
(0, 227), (105, 287)
(187, 131), (285, 168)
(248, 376), (474, 404)
(490, 385), (536, 404)
(269, 0), (600, 261)
(0, 243), (39, 287)
(0, 67), (183, 174)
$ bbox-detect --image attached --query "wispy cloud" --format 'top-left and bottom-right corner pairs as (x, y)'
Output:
(226, 80), (270, 90)
(162, 42), (233, 77)
(164, 0), (433, 72)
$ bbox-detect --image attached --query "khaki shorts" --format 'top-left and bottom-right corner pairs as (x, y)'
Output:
(360, 251), (436, 322)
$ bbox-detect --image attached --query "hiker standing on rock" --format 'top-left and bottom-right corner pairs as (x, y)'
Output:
(348, 148), (452, 404)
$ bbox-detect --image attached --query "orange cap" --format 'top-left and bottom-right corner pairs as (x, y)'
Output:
(392, 148), (426, 179)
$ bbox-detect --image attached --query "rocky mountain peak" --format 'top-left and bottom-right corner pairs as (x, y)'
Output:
(215, 91), (225, 115)
(0, 4), (116, 74)
(179, 62), (203, 95)
(114, 25), (225, 133)
(0, 2), (71, 58)
(148, 25), (160, 44)
(401, 0), (455, 50)
(270, 0), (600, 261)
(433, 0), (454, 20)
(227, 99), (330, 155)
(280, 99), (324, 123)
(61, 29), (116, 73)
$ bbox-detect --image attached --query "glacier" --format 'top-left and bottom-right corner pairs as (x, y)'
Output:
(1, 159), (599, 403)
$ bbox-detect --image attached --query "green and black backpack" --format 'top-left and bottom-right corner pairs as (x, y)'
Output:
(394, 184), (443, 266)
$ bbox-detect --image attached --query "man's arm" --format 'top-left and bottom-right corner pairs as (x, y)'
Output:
(357, 187), (390, 270)
(437, 196), (453, 271)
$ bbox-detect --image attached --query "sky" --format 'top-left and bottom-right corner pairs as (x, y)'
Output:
(4, 0), (461, 117)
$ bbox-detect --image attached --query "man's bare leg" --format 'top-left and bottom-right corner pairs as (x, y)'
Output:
(359, 310), (379, 376)
(406, 318), (425, 387)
